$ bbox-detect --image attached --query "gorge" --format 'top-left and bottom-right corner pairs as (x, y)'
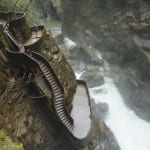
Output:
(0, 0), (150, 150)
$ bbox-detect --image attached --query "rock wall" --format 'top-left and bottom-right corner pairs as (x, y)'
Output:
(34, 0), (62, 20)
(9, 13), (31, 43)
(0, 14), (77, 111)
(62, 0), (150, 80)
(0, 25), (15, 95)
(0, 10), (76, 149)
(31, 31), (77, 109)
(0, 81), (78, 150)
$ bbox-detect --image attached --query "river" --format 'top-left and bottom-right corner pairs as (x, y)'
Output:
(50, 23), (150, 150)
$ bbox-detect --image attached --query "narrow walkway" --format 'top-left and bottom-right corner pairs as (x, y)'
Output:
(30, 52), (92, 139)
(6, 50), (92, 140)
(0, 17), (44, 52)
(0, 11), (92, 141)
(71, 81), (91, 139)
(24, 30), (43, 46)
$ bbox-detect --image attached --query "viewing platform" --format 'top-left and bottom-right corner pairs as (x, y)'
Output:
(24, 25), (45, 48)
(71, 80), (92, 139)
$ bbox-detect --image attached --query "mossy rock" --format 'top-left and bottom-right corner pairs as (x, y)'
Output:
(0, 130), (24, 150)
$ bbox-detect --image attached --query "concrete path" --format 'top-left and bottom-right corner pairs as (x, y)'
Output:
(71, 81), (91, 139)
(24, 30), (43, 46)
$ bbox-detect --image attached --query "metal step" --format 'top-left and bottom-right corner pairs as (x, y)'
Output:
(54, 92), (62, 96)
(47, 77), (54, 82)
(44, 72), (50, 76)
(57, 111), (65, 116)
(55, 104), (64, 109)
(55, 102), (64, 106)
(55, 95), (63, 99)
(65, 122), (72, 129)
(31, 57), (74, 133)
(60, 115), (67, 121)
(51, 82), (57, 86)
(53, 86), (59, 91)
(55, 97), (64, 101)
(54, 89), (61, 93)
(50, 81), (57, 86)
(56, 108), (64, 114)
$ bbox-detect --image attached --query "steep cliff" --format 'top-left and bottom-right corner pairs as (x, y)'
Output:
(62, 0), (150, 80)
(34, 0), (62, 19)
(0, 10), (77, 149)
(60, 0), (150, 130)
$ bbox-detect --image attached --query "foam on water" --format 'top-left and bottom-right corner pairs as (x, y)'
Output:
(75, 71), (85, 79)
(64, 37), (76, 48)
(62, 36), (150, 150)
(90, 77), (150, 150)
(51, 27), (61, 36)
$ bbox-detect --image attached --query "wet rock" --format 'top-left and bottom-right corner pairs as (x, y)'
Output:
(103, 52), (116, 63)
(90, 100), (120, 150)
(129, 78), (139, 88)
(80, 69), (104, 88)
(67, 45), (103, 66)
(113, 65), (150, 122)
(55, 33), (64, 44)
(125, 12), (135, 22)
(93, 102), (109, 120)
(95, 145), (101, 150)
(69, 60), (87, 73)
(35, 0), (61, 19)
(97, 103), (108, 116)
(86, 64), (101, 71)
(50, 0), (63, 18)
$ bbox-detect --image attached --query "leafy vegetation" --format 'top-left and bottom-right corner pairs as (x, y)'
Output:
(0, 130), (24, 150)
(0, 0), (31, 11)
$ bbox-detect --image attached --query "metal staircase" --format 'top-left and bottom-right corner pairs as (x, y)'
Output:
(0, 11), (92, 142)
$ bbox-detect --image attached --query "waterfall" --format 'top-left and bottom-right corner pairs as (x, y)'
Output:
(51, 25), (150, 150)
(90, 77), (150, 150)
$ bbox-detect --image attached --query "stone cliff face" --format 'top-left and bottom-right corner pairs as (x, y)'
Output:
(62, 0), (150, 80)
(61, 0), (150, 127)
(0, 11), (77, 149)
(0, 0), (62, 22)
(0, 81), (78, 150)
(0, 18), (77, 111)
(0, 9), (122, 150)
(34, 0), (62, 19)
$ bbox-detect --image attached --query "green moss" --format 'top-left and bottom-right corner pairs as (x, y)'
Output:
(0, 130), (24, 150)
(0, 32), (15, 51)
(10, 21), (31, 43)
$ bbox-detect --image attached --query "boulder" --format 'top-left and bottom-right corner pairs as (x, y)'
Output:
(55, 33), (64, 44)
(94, 102), (109, 120)
(66, 44), (103, 66)
(80, 69), (105, 88)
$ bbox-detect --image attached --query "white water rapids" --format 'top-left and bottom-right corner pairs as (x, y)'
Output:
(90, 78), (150, 150)
(51, 26), (150, 150)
